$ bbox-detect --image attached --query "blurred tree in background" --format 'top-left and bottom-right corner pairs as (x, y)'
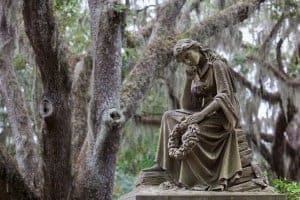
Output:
(0, 0), (299, 199)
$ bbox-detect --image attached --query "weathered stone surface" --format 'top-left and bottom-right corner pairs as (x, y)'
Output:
(238, 141), (250, 152)
(136, 171), (171, 186)
(230, 166), (253, 186)
(120, 186), (287, 200)
(241, 151), (252, 167)
(228, 180), (263, 192)
(236, 129), (247, 143)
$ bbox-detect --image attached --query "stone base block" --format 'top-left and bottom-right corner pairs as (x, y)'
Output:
(120, 186), (287, 200)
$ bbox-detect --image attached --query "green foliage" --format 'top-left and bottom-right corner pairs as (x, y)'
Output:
(232, 45), (258, 75)
(272, 179), (300, 200)
(288, 62), (300, 77)
(121, 47), (138, 79)
(142, 82), (168, 115)
(113, 124), (159, 199)
(175, 32), (190, 40)
(270, 0), (298, 19)
(114, 3), (127, 13)
(54, 0), (90, 53)
(13, 53), (26, 71)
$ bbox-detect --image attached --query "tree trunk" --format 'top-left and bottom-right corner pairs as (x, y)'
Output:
(73, 1), (124, 199)
(23, 1), (72, 199)
(0, 1), (42, 196)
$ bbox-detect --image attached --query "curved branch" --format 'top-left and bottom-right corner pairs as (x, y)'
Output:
(247, 55), (300, 87)
(230, 68), (281, 104)
(260, 14), (285, 56)
(276, 38), (285, 72)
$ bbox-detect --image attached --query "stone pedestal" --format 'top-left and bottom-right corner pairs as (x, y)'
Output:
(121, 130), (287, 200)
(120, 186), (287, 200)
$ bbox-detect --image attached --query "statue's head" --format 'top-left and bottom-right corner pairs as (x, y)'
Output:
(173, 38), (226, 66)
(173, 38), (207, 66)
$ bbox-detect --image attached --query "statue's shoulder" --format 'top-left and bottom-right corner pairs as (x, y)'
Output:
(210, 59), (230, 73)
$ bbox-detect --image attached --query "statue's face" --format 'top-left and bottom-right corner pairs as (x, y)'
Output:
(178, 48), (204, 66)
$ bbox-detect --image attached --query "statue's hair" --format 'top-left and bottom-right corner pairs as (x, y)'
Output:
(173, 38), (227, 64)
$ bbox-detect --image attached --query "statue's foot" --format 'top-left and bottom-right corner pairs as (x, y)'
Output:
(190, 184), (209, 191)
(209, 184), (225, 191)
(159, 181), (183, 190)
(229, 173), (241, 185)
(142, 163), (164, 172)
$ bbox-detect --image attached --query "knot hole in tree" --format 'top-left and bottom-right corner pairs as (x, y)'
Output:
(39, 98), (53, 118)
(110, 110), (121, 120)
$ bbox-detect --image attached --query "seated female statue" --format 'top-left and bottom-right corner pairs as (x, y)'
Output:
(144, 38), (242, 191)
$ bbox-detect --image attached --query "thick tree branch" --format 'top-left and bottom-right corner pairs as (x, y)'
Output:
(73, 1), (125, 199)
(0, 145), (39, 200)
(0, 1), (42, 196)
(121, 0), (186, 120)
(23, 1), (73, 199)
(189, 0), (266, 41)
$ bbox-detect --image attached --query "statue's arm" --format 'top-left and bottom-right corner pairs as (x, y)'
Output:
(181, 78), (200, 111)
(185, 99), (219, 124)
(186, 61), (232, 124)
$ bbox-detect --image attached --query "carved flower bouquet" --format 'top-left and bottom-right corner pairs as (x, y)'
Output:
(168, 119), (201, 160)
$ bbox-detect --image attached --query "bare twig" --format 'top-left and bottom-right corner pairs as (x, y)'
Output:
(276, 38), (285, 72)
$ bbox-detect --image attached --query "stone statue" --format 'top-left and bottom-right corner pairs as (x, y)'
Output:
(143, 38), (243, 191)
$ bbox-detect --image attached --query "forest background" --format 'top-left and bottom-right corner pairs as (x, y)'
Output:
(0, 0), (299, 200)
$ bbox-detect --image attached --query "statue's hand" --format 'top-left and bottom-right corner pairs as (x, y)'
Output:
(185, 66), (197, 79)
(186, 112), (205, 124)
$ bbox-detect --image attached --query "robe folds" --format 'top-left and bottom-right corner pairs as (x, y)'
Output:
(155, 59), (242, 188)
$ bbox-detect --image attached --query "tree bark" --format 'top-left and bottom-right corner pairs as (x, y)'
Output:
(23, 1), (72, 199)
(272, 101), (297, 178)
(0, 145), (39, 200)
(71, 55), (92, 167)
(0, 1), (42, 196)
(73, 1), (124, 199)
(189, 0), (266, 41)
(121, 0), (186, 120)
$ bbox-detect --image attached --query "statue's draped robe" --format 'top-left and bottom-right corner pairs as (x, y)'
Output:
(155, 59), (242, 188)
